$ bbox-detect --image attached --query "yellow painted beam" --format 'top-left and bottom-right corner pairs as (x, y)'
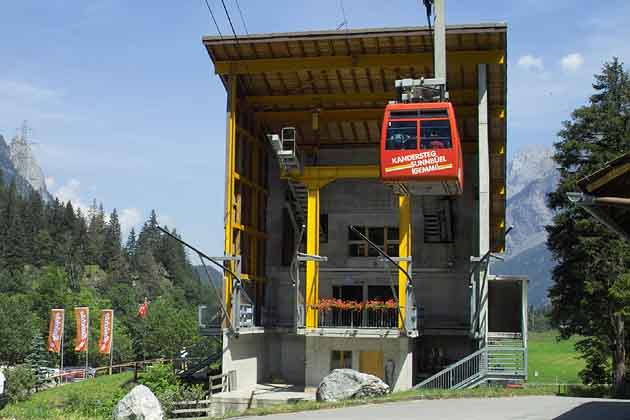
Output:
(224, 75), (237, 321)
(256, 106), (504, 123)
(214, 50), (505, 75)
(233, 223), (268, 239)
(398, 194), (411, 329)
(234, 172), (268, 195)
(247, 90), (477, 108)
(285, 165), (380, 187)
(305, 187), (320, 328)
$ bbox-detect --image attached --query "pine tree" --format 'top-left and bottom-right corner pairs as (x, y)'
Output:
(547, 58), (630, 394)
(86, 200), (106, 267)
(24, 332), (49, 384)
(103, 208), (122, 268)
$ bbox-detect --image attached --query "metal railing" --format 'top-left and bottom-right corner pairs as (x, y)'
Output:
(415, 345), (527, 390)
(317, 308), (399, 329)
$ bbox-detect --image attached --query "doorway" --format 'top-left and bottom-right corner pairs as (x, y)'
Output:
(360, 351), (384, 379)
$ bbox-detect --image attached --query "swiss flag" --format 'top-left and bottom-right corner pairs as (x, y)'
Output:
(137, 298), (149, 318)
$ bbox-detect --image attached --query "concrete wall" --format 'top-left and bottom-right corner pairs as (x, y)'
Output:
(305, 336), (413, 391)
(265, 332), (306, 385)
(222, 332), (267, 390)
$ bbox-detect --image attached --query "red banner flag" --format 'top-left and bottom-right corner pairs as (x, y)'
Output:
(47, 309), (65, 353)
(137, 297), (149, 318)
(98, 310), (114, 354)
(74, 307), (89, 352)
(137, 303), (148, 318)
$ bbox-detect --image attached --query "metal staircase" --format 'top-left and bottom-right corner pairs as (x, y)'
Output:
(415, 334), (527, 390)
(268, 127), (307, 226)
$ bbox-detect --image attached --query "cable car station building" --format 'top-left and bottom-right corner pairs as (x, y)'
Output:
(203, 23), (527, 393)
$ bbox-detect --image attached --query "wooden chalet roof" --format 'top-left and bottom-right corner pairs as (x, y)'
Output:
(578, 152), (630, 239)
(203, 23), (508, 251)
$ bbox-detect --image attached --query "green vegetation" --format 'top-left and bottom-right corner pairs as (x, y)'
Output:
(0, 372), (133, 420)
(528, 331), (585, 383)
(0, 174), (219, 369)
(546, 57), (630, 393)
(4, 365), (37, 403)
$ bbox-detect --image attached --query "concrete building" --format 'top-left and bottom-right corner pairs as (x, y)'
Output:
(201, 23), (527, 393)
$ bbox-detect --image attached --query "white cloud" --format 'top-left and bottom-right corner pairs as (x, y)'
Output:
(0, 80), (60, 103)
(517, 55), (545, 73)
(561, 53), (585, 72)
(54, 178), (85, 209)
(45, 176), (55, 190)
(120, 208), (142, 235)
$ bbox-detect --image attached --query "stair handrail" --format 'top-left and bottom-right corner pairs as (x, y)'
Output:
(414, 346), (487, 389)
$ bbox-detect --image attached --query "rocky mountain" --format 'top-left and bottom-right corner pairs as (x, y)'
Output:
(9, 132), (51, 200)
(0, 135), (33, 196)
(493, 145), (559, 307)
(0, 132), (51, 200)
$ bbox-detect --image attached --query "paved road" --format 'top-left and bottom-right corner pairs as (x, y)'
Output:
(240, 396), (630, 420)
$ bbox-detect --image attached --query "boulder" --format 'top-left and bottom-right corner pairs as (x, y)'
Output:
(316, 369), (390, 402)
(113, 384), (164, 420)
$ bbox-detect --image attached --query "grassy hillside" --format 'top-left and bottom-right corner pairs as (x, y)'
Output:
(528, 331), (585, 384)
(0, 372), (133, 420)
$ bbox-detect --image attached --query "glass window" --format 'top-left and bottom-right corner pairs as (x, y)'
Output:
(368, 227), (385, 246)
(385, 121), (417, 150)
(420, 119), (452, 149)
(348, 226), (366, 241)
(331, 350), (352, 370)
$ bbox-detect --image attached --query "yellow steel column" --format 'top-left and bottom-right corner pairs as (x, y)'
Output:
(224, 75), (237, 319)
(305, 186), (320, 328)
(398, 194), (411, 329)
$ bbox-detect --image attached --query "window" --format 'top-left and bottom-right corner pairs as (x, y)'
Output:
(320, 213), (329, 244)
(385, 121), (417, 150)
(423, 198), (454, 243)
(348, 226), (399, 257)
(420, 119), (452, 149)
(331, 350), (352, 370)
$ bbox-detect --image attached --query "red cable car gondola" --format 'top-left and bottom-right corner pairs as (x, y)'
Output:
(380, 102), (463, 195)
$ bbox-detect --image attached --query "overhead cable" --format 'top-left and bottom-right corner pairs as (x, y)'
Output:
(234, 0), (249, 35)
(220, 0), (240, 42)
(202, 0), (223, 38)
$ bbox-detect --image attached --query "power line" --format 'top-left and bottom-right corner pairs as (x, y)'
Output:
(233, 0), (248, 35)
(220, 0), (240, 42)
(202, 0), (223, 38)
(336, 0), (348, 31)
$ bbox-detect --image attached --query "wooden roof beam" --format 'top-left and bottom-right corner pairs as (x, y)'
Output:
(213, 50), (504, 75)
(255, 106), (504, 123)
(246, 90), (479, 107)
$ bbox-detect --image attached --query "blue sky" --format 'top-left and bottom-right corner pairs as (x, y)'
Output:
(1, 0), (629, 256)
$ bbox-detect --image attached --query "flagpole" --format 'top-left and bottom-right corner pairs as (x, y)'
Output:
(60, 312), (65, 385)
(109, 311), (114, 375)
(85, 309), (89, 380)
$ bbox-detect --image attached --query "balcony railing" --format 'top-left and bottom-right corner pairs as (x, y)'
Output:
(313, 299), (399, 329)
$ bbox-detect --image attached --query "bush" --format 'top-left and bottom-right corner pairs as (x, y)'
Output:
(138, 363), (207, 415)
(5, 365), (37, 402)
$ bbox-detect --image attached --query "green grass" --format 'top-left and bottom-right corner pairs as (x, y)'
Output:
(528, 331), (585, 384)
(0, 372), (134, 420)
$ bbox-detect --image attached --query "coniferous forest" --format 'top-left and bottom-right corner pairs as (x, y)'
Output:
(0, 170), (215, 369)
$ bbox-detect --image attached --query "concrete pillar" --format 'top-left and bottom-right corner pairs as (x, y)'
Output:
(477, 63), (490, 345)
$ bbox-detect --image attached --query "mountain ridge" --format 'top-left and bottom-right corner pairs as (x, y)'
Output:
(494, 145), (558, 307)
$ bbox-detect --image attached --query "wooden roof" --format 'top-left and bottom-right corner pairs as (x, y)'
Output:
(578, 152), (630, 239)
(203, 23), (508, 251)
